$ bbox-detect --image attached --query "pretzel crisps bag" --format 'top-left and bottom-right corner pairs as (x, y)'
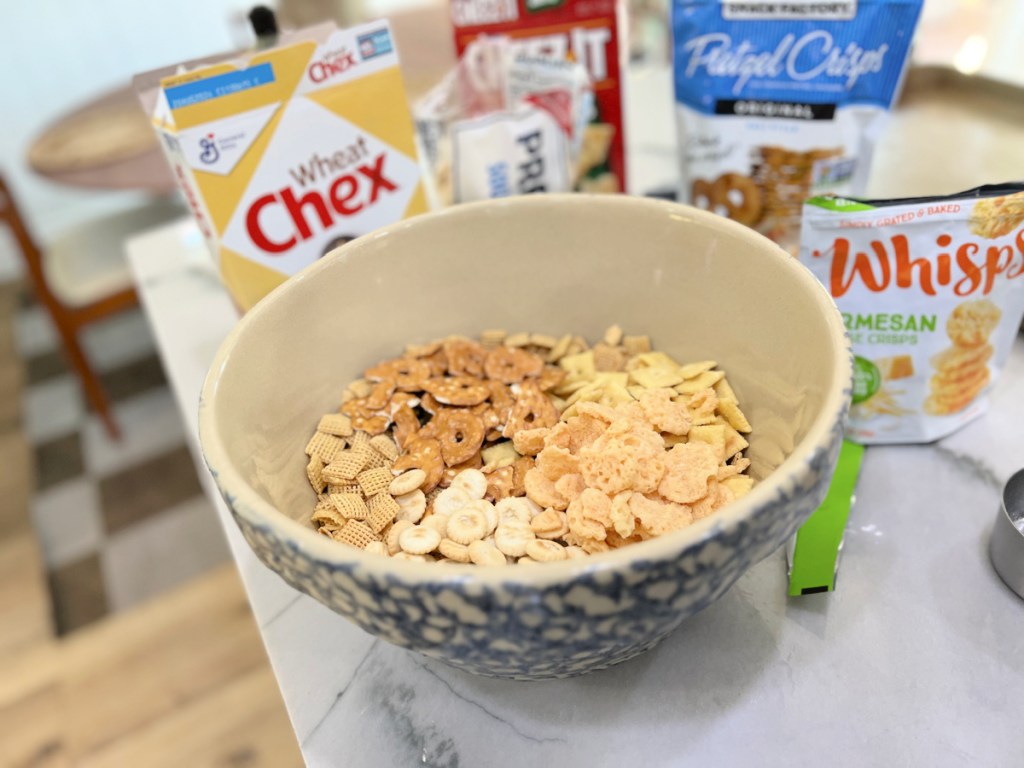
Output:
(800, 185), (1024, 444)
(134, 21), (426, 311)
(672, 0), (924, 252)
(450, 0), (626, 193)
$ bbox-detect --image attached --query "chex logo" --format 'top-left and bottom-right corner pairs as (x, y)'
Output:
(245, 150), (397, 254)
(308, 46), (357, 83)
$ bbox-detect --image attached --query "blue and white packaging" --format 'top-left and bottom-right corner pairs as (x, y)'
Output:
(672, 0), (924, 251)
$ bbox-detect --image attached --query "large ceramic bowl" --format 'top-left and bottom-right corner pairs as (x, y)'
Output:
(199, 194), (851, 680)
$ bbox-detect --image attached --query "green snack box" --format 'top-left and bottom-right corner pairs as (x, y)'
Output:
(787, 440), (865, 596)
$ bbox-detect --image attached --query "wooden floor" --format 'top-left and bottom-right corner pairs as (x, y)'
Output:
(0, 566), (303, 768)
(0, 282), (302, 768)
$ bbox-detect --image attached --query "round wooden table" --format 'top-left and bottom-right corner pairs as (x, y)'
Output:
(27, 84), (176, 195)
(26, 6), (454, 196)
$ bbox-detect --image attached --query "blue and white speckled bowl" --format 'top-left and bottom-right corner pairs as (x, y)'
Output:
(199, 194), (851, 680)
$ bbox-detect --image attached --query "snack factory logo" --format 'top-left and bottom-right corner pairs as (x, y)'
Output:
(244, 136), (399, 254)
(307, 45), (357, 83)
(814, 230), (1024, 298)
(680, 31), (889, 94)
(722, 1), (857, 21)
(198, 133), (219, 164)
(451, 0), (518, 27)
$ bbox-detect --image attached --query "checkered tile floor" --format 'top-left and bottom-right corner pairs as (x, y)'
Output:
(14, 290), (229, 634)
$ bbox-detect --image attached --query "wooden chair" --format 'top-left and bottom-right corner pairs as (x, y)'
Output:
(0, 174), (184, 438)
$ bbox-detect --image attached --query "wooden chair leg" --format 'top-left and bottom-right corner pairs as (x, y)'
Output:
(50, 318), (121, 440)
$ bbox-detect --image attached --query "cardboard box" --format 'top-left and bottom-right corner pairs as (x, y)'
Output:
(135, 21), (427, 311)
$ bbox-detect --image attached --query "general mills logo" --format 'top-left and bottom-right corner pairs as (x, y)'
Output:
(199, 134), (219, 164)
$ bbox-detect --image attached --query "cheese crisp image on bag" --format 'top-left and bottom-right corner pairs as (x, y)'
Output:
(800, 185), (1024, 444)
(672, 0), (923, 252)
(135, 21), (427, 312)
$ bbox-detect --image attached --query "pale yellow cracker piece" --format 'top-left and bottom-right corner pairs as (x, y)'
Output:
(386, 519), (414, 555)
(714, 377), (738, 404)
(446, 507), (489, 544)
(479, 329), (508, 347)
(677, 360), (718, 380)
(394, 489), (427, 523)
(674, 370), (725, 395)
(626, 385), (647, 400)
(307, 455), (326, 493)
(718, 399), (752, 433)
(363, 541), (388, 557)
(599, 382), (634, 407)
(468, 539), (507, 566)
(530, 508), (569, 540)
(630, 366), (684, 389)
(626, 351), (679, 371)
(622, 335), (651, 356)
(526, 538), (567, 562)
(558, 350), (596, 379)
(398, 525), (442, 555)
(722, 424), (749, 458)
(367, 493), (401, 533)
(311, 503), (344, 528)
(390, 469), (427, 496)
(723, 476), (754, 499)
(334, 520), (378, 549)
(392, 552), (432, 563)
(348, 430), (372, 456)
(323, 451), (368, 483)
(529, 333), (558, 349)
(357, 467), (393, 497)
(481, 440), (521, 470)
(494, 519), (536, 557)
(609, 491), (635, 538)
(602, 324), (624, 347)
(438, 538), (472, 563)
(317, 413), (354, 437)
(421, 513), (451, 536)
(593, 343), (626, 372)
(688, 425), (727, 464)
(347, 379), (373, 399)
(328, 482), (361, 496)
(305, 431), (345, 463)
(546, 334), (574, 363)
(369, 434), (399, 462)
(504, 331), (531, 347)
(362, 450), (392, 470)
(330, 493), (370, 520)
(565, 382), (604, 407)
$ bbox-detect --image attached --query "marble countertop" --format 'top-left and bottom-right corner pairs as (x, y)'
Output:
(126, 68), (1024, 767)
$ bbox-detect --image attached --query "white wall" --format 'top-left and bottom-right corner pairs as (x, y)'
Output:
(0, 0), (261, 279)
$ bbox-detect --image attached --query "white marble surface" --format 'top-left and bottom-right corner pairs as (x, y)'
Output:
(126, 68), (1024, 767)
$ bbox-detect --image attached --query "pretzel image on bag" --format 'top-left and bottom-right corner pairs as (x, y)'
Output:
(800, 184), (1024, 444)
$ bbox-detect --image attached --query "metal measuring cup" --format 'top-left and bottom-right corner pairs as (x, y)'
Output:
(991, 468), (1024, 599)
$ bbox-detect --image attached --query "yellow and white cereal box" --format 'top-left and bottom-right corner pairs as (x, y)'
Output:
(135, 21), (427, 311)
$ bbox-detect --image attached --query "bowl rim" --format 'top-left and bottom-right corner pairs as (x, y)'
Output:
(199, 194), (852, 586)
